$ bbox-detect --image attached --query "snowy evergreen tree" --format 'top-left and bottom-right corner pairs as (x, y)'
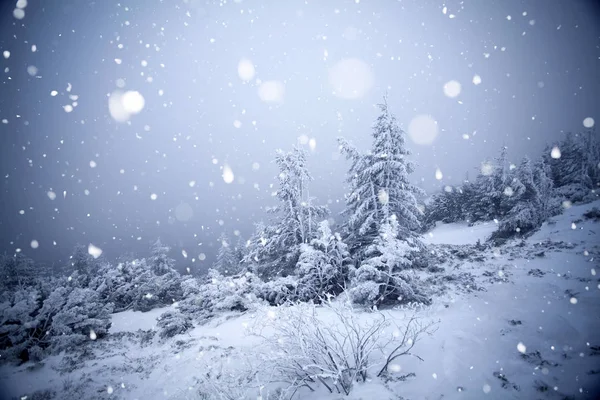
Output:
(65, 244), (98, 287)
(296, 220), (352, 301)
(466, 147), (518, 222)
(338, 98), (424, 258)
(0, 253), (37, 293)
(493, 156), (543, 239)
(544, 131), (600, 202)
(232, 235), (247, 267)
(244, 147), (328, 277)
(424, 186), (469, 226)
(213, 233), (238, 275)
(148, 239), (175, 276)
(534, 157), (561, 221)
(349, 215), (430, 307)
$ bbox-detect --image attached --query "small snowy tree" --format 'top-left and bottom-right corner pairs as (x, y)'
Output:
(244, 147), (328, 277)
(468, 147), (514, 222)
(296, 220), (352, 301)
(213, 233), (238, 275)
(148, 239), (175, 276)
(350, 216), (430, 307)
(0, 253), (37, 293)
(156, 310), (193, 340)
(493, 156), (544, 239)
(534, 157), (561, 220)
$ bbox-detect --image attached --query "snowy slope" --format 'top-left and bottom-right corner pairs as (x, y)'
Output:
(1, 202), (599, 400)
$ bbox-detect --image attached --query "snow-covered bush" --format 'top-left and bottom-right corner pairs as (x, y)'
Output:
(0, 284), (113, 362)
(178, 270), (260, 320)
(349, 217), (430, 307)
(295, 220), (352, 302)
(0, 288), (43, 362)
(250, 299), (386, 396)
(253, 275), (300, 306)
(90, 250), (184, 313)
(49, 288), (113, 352)
(156, 309), (193, 340)
(249, 298), (435, 397)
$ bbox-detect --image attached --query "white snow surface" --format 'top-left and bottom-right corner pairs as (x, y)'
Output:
(423, 220), (497, 245)
(110, 306), (168, 333)
(1, 201), (599, 399)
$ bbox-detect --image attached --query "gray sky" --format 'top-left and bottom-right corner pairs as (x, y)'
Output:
(0, 0), (598, 271)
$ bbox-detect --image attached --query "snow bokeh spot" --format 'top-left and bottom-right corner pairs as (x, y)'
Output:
(550, 146), (561, 159)
(175, 203), (193, 222)
(258, 81), (285, 103)
(408, 115), (438, 145)
(583, 117), (594, 128)
(237, 58), (255, 81)
(328, 58), (374, 99)
(517, 342), (527, 353)
(443, 80), (461, 98)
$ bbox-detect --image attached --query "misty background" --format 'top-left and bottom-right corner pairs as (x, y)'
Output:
(0, 0), (598, 272)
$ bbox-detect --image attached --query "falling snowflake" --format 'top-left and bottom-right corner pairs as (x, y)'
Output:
(443, 80), (461, 98)
(88, 244), (103, 259)
(222, 165), (235, 184)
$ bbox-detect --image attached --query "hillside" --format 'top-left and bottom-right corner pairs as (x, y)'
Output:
(1, 202), (599, 400)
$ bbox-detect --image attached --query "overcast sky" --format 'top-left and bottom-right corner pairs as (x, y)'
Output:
(0, 0), (598, 271)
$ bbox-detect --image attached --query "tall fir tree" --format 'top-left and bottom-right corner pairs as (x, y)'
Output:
(338, 98), (424, 258)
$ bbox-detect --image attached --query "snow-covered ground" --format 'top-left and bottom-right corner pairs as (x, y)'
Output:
(423, 220), (497, 245)
(1, 202), (599, 399)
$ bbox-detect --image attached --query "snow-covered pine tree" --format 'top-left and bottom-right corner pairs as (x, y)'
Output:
(494, 156), (542, 239)
(467, 147), (514, 222)
(338, 98), (424, 259)
(232, 235), (247, 267)
(269, 146), (328, 245)
(247, 147), (328, 277)
(349, 215), (430, 307)
(149, 238), (175, 276)
(213, 233), (238, 275)
(0, 253), (37, 292)
(544, 132), (597, 202)
(534, 157), (561, 221)
(296, 220), (352, 301)
(424, 186), (469, 226)
(65, 244), (98, 287)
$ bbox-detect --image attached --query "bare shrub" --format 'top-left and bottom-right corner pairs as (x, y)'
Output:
(249, 296), (436, 397)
